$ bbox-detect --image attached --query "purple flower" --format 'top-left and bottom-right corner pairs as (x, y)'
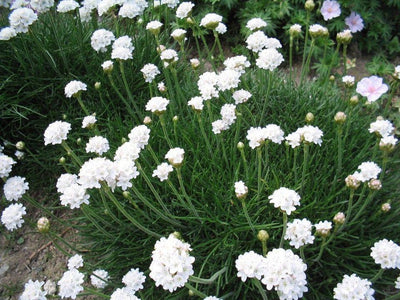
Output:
(345, 12), (364, 33)
(356, 76), (389, 103)
(320, 0), (341, 21)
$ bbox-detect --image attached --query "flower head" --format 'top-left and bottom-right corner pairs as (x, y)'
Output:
(371, 239), (400, 269)
(91, 29), (115, 52)
(200, 13), (222, 30)
(128, 125), (150, 149)
(234, 181), (248, 200)
(353, 161), (381, 182)
(176, 2), (194, 19)
(146, 20), (163, 35)
(246, 31), (269, 53)
(369, 119), (394, 138)
(268, 187), (301, 215)
(20, 280), (47, 300)
(284, 218), (315, 249)
(68, 254), (84, 270)
(345, 12), (364, 33)
(165, 148), (185, 167)
(187, 96), (204, 111)
(122, 268), (146, 292)
(3, 176), (29, 201)
(356, 76), (389, 103)
(9, 7), (37, 33)
(235, 251), (266, 282)
(1, 203), (26, 231)
(333, 274), (374, 300)
(145, 96), (169, 114)
(82, 115), (97, 129)
(233, 90), (252, 104)
(110, 287), (139, 300)
(91, 269), (109, 289)
(141, 63), (160, 83)
(256, 48), (284, 71)
(65, 80), (87, 98)
(246, 18), (267, 31)
(86, 136), (110, 155)
(315, 220), (332, 237)
(44, 121), (71, 145)
(60, 183), (90, 209)
(58, 268), (84, 299)
(152, 162), (173, 181)
(57, 0), (79, 13)
(0, 27), (17, 41)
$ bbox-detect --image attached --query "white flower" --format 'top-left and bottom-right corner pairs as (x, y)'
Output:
(86, 136), (110, 155)
(261, 248), (308, 299)
(91, 269), (109, 289)
(215, 23), (227, 34)
(314, 220), (332, 236)
(82, 115), (97, 128)
(371, 239), (400, 269)
(58, 268), (84, 299)
(102, 60), (113, 72)
(60, 183), (90, 209)
(342, 75), (355, 86)
(0, 154), (16, 178)
(188, 96), (204, 111)
(200, 13), (222, 30)
(285, 132), (301, 148)
(122, 268), (146, 292)
(97, 0), (120, 16)
(369, 119), (394, 138)
(141, 63), (160, 83)
(91, 29), (115, 52)
(160, 49), (178, 65)
(114, 159), (139, 190)
(264, 124), (285, 144)
(1, 203), (26, 231)
(44, 121), (71, 145)
(320, 0), (341, 21)
(149, 234), (195, 292)
(223, 56), (250, 74)
(0, 27), (17, 41)
(68, 254), (84, 270)
(380, 135), (398, 149)
(3, 176), (29, 201)
(246, 31), (268, 53)
(128, 125), (150, 149)
(57, 173), (78, 194)
(284, 218), (315, 249)
(268, 187), (301, 215)
(20, 279), (47, 300)
(43, 280), (57, 295)
(246, 18), (267, 31)
(10, 0), (29, 10)
(212, 120), (229, 134)
(57, 0), (79, 13)
(198, 71), (219, 100)
(333, 274), (374, 300)
(217, 69), (241, 92)
(14, 150), (24, 160)
(153, 162), (173, 181)
(246, 127), (267, 149)
(297, 125), (324, 145)
(220, 104), (236, 126)
(234, 181), (248, 199)
(235, 251), (266, 281)
(114, 141), (141, 161)
(78, 157), (116, 189)
(110, 287), (139, 300)
(309, 24), (329, 38)
(356, 76), (389, 103)
(232, 89), (252, 104)
(289, 24), (302, 36)
(265, 38), (282, 49)
(204, 297), (221, 300)
(145, 96), (169, 114)
(165, 148), (185, 167)
(161, 0), (179, 8)
(111, 47), (133, 60)
(176, 1), (194, 19)
(65, 80), (87, 98)
(354, 161), (381, 182)
(146, 20), (163, 33)
(171, 28), (187, 41)
(256, 48), (284, 71)
(9, 7), (37, 33)
(119, 1), (147, 19)
(79, 6), (92, 22)
(395, 275), (400, 289)
(113, 35), (134, 51)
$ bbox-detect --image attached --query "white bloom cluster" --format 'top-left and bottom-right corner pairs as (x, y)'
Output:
(268, 187), (301, 215)
(176, 2), (194, 19)
(128, 125), (150, 149)
(65, 80), (87, 98)
(171, 28), (187, 42)
(60, 183), (90, 209)
(78, 157), (116, 189)
(371, 239), (400, 269)
(20, 279), (47, 300)
(246, 18), (267, 31)
(380, 135), (398, 150)
(234, 181), (248, 199)
(97, 0), (121, 16)
(165, 148), (185, 167)
(342, 75), (355, 86)
(314, 220), (332, 236)
(112, 35), (134, 60)
(102, 60), (113, 72)
(110, 287), (140, 299)
(369, 119), (394, 138)
(122, 268), (146, 292)
(82, 115), (97, 128)
(217, 69), (241, 91)
(119, 0), (148, 19)
(68, 254), (84, 270)
(1, 203), (26, 231)
(0, 27), (17, 41)
(204, 296), (221, 300)
(246, 31), (269, 53)
(161, 0), (179, 8)
(396, 275), (400, 289)
(215, 23), (227, 34)
(223, 56), (250, 74)
(30, 0), (53, 12)
(146, 20), (163, 34)
(187, 96), (204, 111)
(85, 136), (110, 155)
(91, 29), (115, 52)
(57, 0), (79, 13)
(44, 121), (71, 145)
(352, 161), (381, 183)
(256, 48), (284, 71)
(0, 154), (16, 178)
(284, 218), (315, 249)
(58, 268), (85, 299)
(333, 274), (374, 300)
(149, 234), (195, 292)
(9, 7), (37, 33)
(289, 24), (302, 36)
(212, 120), (228, 135)
(114, 159), (140, 190)
(309, 24), (329, 38)
(141, 63), (160, 83)
(3, 176), (29, 201)
(285, 125), (324, 148)
(56, 173), (78, 194)
(145, 96), (169, 114)
(160, 49), (178, 67)
(90, 269), (109, 289)
(262, 248), (308, 299)
(232, 89), (252, 104)
(246, 124), (285, 149)
(198, 71), (219, 100)
(200, 13), (223, 30)
(152, 162), (173, 181)
(114, 141), (141, 161)
(236, 251), (266, 281)
(212, 104), (237, 134)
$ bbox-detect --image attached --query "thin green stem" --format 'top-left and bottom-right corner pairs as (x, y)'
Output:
(241, 199), (256, 235)
(336, 126), (344, 179)
(76, 95), (89, 115)
(301, 11), (310, 75)
(338, 189), (354, 233)
(159, 114), (173, 148)
(301, 143), (309, 192)
(107, 73), (135, 117)
(119, 60), (139, 114)
(239, 147), (249, 180)
(279, 212), (288, 248)
(259, 71), (271, 126)
(253, 279), (268, 300)
(257, 147), (263, 200)
(371, 268), (385, 283)
(184, 283), (207, 298)
(289, 35), (294, 84)
(61, 141), (82, 166)
(301, 39), (315, 84)
(300, 246), (306, 261)
(197, 112), (212, 155)
(342, 44), (348, 76)
(189, 267), (227, 284)
(176, 167), (200, 219)
(213, 30), (224, 60)
(350, 191), (375, 224)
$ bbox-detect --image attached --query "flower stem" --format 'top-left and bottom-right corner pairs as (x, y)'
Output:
(241, 199), (256, 235)
(197, 112), (212, 155)
(61, 141), (82, 166)
(289, 35), (294, 84)
(342, 44), (348, 76)
(301, 143), (309, 192)
(279, 212), (288, 248)
(184, 283), (207, 298)
(107, 73), (136, 117)
(189, 267), (227, 284)
(301, 39), (315, 84)
(371, 268), (385, 283)
(253, 279), (268, 300)
(76, 95), (89, 115)
(159, 114), (173, 148)
(176, 167), (200, 219)
(257, 147), (263, 200)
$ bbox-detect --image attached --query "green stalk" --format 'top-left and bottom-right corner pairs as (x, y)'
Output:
(384, 81), (399, 116)
(107, 73), (135, 117)
(279, 212), (288, 248)
(257, 146), (263, 200)
(301, 38), (316, 84)
(76, 95), (89, 115)
(338, 189), (354, 233)
(119, 60), (139, 113)
(189, 267), (227, 284)
(371, 268), (385, 283)
(293, 147), (299, 183)
(300, 246), (306, 262)
(241, 199), (256, 235)
(289, 35), (294, 84)
(197, 112), (212, 155)
(239, 146), (249, 180)
(159, 114), (173, 148)
(213, 30), (225, 61)
(300, 11), (310, 75)
(301, 143), (309, 192)
(81, 288), (109, 299)
(259, 71), (271, 126)
(176, 167), (200, 219)
(342, 44), (348, 76)
(350, 190), (376, 225)
(184, 283), (207, 298)
(61, 141), (82, 166)
(336, 125), (344, 179)
(253, 279), (268, 300)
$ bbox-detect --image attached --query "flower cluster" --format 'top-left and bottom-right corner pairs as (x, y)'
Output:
(246, 125), (285, 149)
(3, 176), (29, 201)
(20, 280), (47, 300)
(268, 187), (301, 215)
(285, 125), (324, 148)
(284, 218), (315, 249)
(333, 274), (374, 300)
(370, 239), (400, 269)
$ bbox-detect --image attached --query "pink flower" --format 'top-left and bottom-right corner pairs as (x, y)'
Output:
(356, 76), (389, 103)
(320, 0), (341, 21)
(345, 12), (364, 33)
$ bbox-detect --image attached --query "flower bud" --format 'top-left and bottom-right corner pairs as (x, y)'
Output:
(15, 150), (24, 160)
(334, 112), (347, 125)
(289, 24), (302, 37)
(329, 75), (335, 82)
(349, 95), (359, 106)
(37, 217), (50, 233)
(102, 60), (113, 74)
(381, 203), (391, 212)
(76, 138), (82, 145)
(190, 58), (200, 69)
(336, 30), (352, 45)
(186, 17), (195, 25)
(143, 116), (152, 125)
(173, 115), (179, 122)
(15, 141), (25, 150)
(333, 212), (345, 225)
(94, 82), (101, 90)
(393, 65), (400, 81)
(345, 174), (360, 189)
(122, 191), (130, 199)
(368, 179), (382, 190)
(121, 137), (127, 144)
(62, 114), (67, 120)
(137, 18), (143, 24)
(59, 157), (66, 164)
(305, 112), (314, 123)
(257, 230), (269, 242)
(157, 44), (166, 54)
(237, 141), (245, 150)
(158, 82), (167, 93)
(171, 231), (182, 240)
(188, 289), (195, 297)
(305, 0), (315, 11)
